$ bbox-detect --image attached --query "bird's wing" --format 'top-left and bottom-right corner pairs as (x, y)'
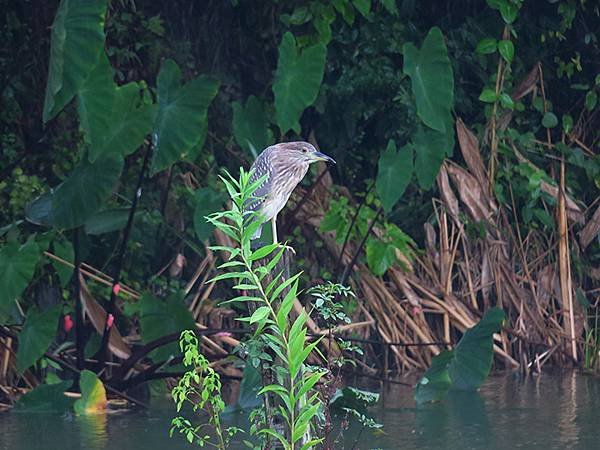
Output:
(245, 148), (273, 213)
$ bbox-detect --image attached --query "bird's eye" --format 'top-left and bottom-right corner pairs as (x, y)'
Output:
(302, 148), (307, 153)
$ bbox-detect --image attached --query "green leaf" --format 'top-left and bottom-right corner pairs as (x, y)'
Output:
(0, 240), (41, 320)
(273, 32), (327, 134)
(74, 370), (107, 414)
(52, 238), (74, 287)
(414, 308), (506, 404)
(585, 91), (597, 111)
(403, 27), (454, 133)
(366, 238), (396, 276)
(498, 40), (514, 64)
(228, 364), (262, 411)
(479, 88), (498, 103)
(249, 243), (280, 261)
(152, 59), (220, 174)
(562, 114), (573, 134)
(542, 112), (558, 128)
(277, 279), (298, 332)
(351, 0), (370, 17)
(500, 2), (518, 24)
(139, 291), (195, 362)
(413, 125), (451, 189)
(84, 208), (130, 235)
(475, 38), (497, 54)
(14, 380), (75, 412)
(250, 306), (270, 324)
(17, 304), (62, 374)
(194, 187), (226, 242)
(43, 0), (107, 122)
(51, 153), (124, 229)
(232, 96), (273, 157)
(375, 140), (413, 213)
(413, 350), (453, 404)
(499, 93), (515, 109)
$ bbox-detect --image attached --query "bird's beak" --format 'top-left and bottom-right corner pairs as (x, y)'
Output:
(313, 151), (336, 164)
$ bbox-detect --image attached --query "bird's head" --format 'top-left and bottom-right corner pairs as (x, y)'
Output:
(273, 141), (336, 166)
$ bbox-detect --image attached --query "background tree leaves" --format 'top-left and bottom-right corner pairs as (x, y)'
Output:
(43, 0), (107, 122)
(151, 59), (219, 174)
(232, 96), (273, 158)
(273, 32), (327, 135)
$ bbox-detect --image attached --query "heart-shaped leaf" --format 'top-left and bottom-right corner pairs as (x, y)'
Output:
(0, 240), (41, 321)
(74, 370), (107, 414)
(84, 208), (131, 235)
(151, 59), (220, 174)
(16, 304), (62, 374)
(375, 140), (413, 213)
(414, 308), (506, 404)
(403, 27), (454, 133)
(43, 0), (107, 122)
(273, 32), (327, 134)
(15, 380), (75, 412)
(413, 125), (453, 189)
(232, 96), (273, 157)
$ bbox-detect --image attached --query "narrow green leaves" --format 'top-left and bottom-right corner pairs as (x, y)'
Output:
(152, 59), (220, 174)
(249, 306), (271, 324)
(376, 140), (413, 212)
(403, 27), (454, 133)
(43, 0), (107, 122)
(273, 32), (327, 134)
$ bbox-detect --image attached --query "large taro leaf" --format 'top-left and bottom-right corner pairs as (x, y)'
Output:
(375, 140), (413, 213)
(414, 308), (506, 405)
(43, 0), (107, 123)
(193, 187), (226, 242)
(84, 208), (131, 235)
(74, 370), (107, 415)
(16, 304), (62, 374)
(403, 27), (454, 133)
(0, 240), (41, 322)
(365, 238), (396, 276)
(273, 32), (327, 135)
(14, 380), (75, 413)
(52, 153), (123, 229)
(151, 59), (219, 174)
(232, 95), (273, 157)
(139, 291), (195, 363)
(225, 364), (262, 412)
(77, 55), (155, 162)
(413, 125), (452, 190)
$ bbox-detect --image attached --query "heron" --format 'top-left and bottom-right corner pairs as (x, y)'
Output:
(245, 141), (336, 244)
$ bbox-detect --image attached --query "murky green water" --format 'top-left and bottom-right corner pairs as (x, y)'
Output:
(2, 371), (600, 449)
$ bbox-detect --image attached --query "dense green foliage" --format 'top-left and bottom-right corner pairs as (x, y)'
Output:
(1, 0), (599, 421)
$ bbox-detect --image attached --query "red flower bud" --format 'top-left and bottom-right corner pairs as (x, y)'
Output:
(112, 283), (121, 296)
(63, 314), (73, 333)
(106, 313), (114, 329)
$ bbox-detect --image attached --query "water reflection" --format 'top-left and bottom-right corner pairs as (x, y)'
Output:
(2, 372), (600, 450)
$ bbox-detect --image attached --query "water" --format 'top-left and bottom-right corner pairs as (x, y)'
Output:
(2, 371), (599, 450)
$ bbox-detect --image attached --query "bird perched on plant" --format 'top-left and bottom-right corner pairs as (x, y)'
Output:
(245, 141), (335, 244)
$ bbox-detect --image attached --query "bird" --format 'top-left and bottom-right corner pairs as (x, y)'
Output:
(245, 141), (336, 244)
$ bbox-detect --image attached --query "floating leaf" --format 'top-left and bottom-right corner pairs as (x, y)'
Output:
(17, 304), (62, 374)
(74, 370), (107, 414)
(43, 0), (107, 122)
(403, 27), (454, 133)
(152, 59), (219, 174)
(15, 380), (74, 412)
(376, 140), (413, 213)
(273, 32), (327, 134)
(232, 96), (273, 157)
(0, 240), (41, 321)
(414, 308), (506, 405)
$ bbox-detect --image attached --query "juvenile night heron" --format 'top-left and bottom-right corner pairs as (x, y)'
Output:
(246, 141), (335, 243)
